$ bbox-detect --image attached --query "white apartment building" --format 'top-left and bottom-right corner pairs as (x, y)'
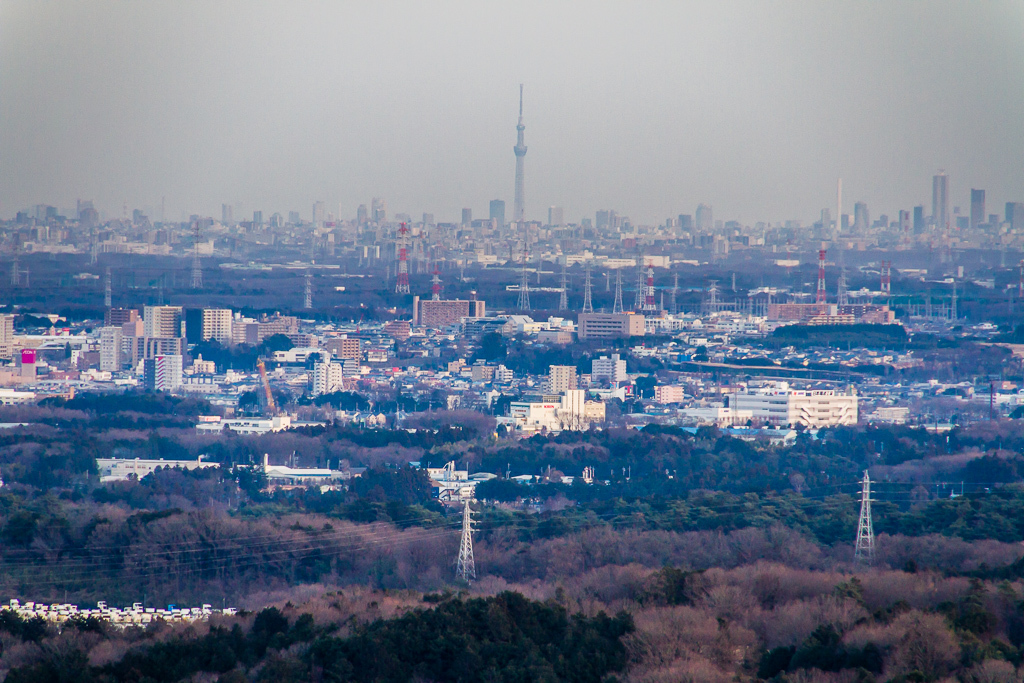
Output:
(591, 354), (628, 384)
(145, 354), (183, 392)
(202, 309), (233, 344)
(312, 361), (345, 396)
(547, 365), (577, 393)
(654, 385), (687, 404)
(143, 306), (183, 339)
(99, 326), (123, 372)
(731, 382), (858, 428)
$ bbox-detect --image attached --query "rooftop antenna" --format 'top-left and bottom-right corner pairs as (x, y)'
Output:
(612, 269), (624, 314)
(455, 502), (476, 582)
(581, 263), (593, 313)
(190, 220), (203, 289)
(854, 470), (874, 563)
(517, 248), (531, 311)
(558, 262), (568, 311)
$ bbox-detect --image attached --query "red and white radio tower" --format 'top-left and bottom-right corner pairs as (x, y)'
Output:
(816, 249), (827, 304)
(881, 260), (891, 295)
(431, 264), (442, 301)
(642, 261), (658, 312)
(395, 222), (410, 294)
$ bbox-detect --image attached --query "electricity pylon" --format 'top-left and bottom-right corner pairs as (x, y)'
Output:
(581, 263), (593, 313)
(558, 262), (568, 311)
(854, 470), (874, 563)
(455, 501), (476, 582)
(612, 269), (624, 314)
(517, 249), (531, 311)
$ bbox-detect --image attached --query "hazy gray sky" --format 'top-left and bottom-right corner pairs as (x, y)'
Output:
(2, 1), (1022, 225)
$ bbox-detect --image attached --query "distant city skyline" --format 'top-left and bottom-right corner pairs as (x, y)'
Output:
(1, 1), (1022, 225)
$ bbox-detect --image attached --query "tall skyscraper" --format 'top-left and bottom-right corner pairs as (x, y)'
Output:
(462, 208), (472, 225)
(253, 210), (263, 228)
(489, 199), (506, 227)
(313, 201), (326, 228)
(548, 206), (564, 226)
(1007, 202), (1024, 232)
(221, 204), (233, 226)
(512, 84), (527, 224)
(696, 204), (713, 233)
(371, 197), (387, 223)
(356, 204), (368, 224)
(932, 172), (949, 231)
(853, 202), (869, 233)
(970, 189), (985, 230)
(913, 206), (925, 234)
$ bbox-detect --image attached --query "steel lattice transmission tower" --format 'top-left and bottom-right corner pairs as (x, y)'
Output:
(854, 470), (875, 562)
(612, 269), (624, 314)
(455, 502), (476, 582)
(104, 267), (112, 309)
(581, 263), (593, 313)
(558, 262), (568, 311)
(517, 249), (531, 311)
(633, 253), (645, 310)
(395, 222), (410, 294)
(512, 84), (527, 225)
(190, 221), (203, 289)
(303, 270), (312, 310)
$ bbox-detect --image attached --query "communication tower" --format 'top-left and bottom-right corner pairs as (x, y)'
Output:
(431, 264), (442, 301)
(642, 261), (658, 313)
(395, 222), (410, 294)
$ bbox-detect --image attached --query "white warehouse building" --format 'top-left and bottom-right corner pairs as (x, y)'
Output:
(730, 382), (858, 428)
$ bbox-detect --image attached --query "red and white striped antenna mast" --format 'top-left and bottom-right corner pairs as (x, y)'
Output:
(395, 222), (410, 294)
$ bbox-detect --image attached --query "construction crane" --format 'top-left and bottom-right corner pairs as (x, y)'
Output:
(256, 359), (276, 415)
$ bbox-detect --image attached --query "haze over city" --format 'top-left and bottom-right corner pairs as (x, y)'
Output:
(4, 4), (1024, 682)
(2, 1), (1022, 224)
